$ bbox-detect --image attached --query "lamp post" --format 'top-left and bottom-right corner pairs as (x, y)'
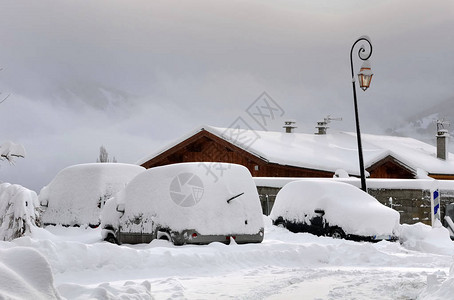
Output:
(350, 36), (373, 192)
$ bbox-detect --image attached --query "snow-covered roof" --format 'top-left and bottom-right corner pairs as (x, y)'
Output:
(137, 125), (454, 176)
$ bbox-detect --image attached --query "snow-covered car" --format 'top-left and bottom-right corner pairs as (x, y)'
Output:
(443, 203), (454, 240)
(270, 180), (400, 242)
(39, 163), (145, 227)
(101, 162), (264, 245)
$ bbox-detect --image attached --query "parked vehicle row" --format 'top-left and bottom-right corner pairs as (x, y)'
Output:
(40, 162), (265, 246)
(40, 163), (402, 245)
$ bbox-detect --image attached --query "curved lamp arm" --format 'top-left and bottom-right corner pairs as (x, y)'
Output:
(350, 36), (373, 80)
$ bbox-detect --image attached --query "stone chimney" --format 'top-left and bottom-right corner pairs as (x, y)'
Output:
(436, 119), (450, 160)
(315, 115), (342, 135)
(315, 120), (329, 135)
(283, 120), (297, 133)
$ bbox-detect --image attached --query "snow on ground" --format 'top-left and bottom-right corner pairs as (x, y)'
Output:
(1, 216), (453, 299)
(0, 247), (61, 299)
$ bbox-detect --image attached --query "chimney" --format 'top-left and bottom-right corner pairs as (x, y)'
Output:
(315, 120), (328, 135)
(436, 119), (450, 160)
(315, 115), (342, 135)
(283, 120), (297, 133)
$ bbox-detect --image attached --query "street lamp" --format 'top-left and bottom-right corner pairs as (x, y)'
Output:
(350, 36), (373, 192)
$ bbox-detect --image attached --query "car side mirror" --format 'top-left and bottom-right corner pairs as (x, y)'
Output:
(116, 203), (125, 213)
(40, 199), (48, 207)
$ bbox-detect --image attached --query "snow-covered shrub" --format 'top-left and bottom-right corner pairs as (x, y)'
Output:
(0, 141), (25, 163)
(0, 182), (40, 241)
(39, 163), (145, 227)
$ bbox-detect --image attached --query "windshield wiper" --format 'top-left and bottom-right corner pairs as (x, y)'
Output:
(227, 192), (244, 203)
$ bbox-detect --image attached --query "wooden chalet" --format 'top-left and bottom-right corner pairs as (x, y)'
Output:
(138, 126), (454, 180)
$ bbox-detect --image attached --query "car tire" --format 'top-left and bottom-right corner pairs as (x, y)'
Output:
(157, 230), (171, 242)
(330, 228), (345, 239)
(105, 234), (118, 244)
(274, 217), (286, 228)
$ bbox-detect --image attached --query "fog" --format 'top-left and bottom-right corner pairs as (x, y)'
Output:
(0, 0), (453, 191)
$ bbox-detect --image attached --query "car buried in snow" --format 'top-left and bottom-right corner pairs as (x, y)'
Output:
(39, 163), (145, 228)
(270, 180), (400, 242)
(101, 163), (264, 245)
(443, 203), (454, 240)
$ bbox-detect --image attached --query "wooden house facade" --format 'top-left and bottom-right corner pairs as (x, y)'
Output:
(139, 127), (454, 180)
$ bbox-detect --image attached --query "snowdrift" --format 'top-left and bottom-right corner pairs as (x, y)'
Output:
(0, 183), (40, 241)
(0, 247), (61, 299)
(39, 163), (145, 227)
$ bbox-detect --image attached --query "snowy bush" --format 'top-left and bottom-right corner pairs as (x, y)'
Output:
(0, 141), (25, 163)
(39, 163), (145, 227)
(0, 182), (40, 241)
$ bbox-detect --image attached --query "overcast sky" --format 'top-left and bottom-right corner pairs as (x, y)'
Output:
(0, 0), (453, 192)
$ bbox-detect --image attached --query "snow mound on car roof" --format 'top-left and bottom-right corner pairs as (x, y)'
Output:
(39, 163), (145, 226)
(106, 163), (264, 235)
(270, 180), (400, 237)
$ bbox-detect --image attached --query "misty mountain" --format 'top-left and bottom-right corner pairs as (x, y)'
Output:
(48, 80), (138, 115)
(386, 97), (454, 149)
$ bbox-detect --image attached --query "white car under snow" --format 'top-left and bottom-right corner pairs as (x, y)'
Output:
(101, 162), (264, 245)
(39, 163), (145, 227)
(270, 180), (400, 241)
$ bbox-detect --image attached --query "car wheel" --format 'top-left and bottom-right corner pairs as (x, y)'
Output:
(331, 228), (345, 239)
(157, 230), (171, 242)
(274, 217), (286, 228)
(105, 234), (118, 244)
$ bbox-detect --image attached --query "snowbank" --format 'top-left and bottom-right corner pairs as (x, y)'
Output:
(0, 215), (451, 299)
(0, 183), (40, 241)
(419, 263), (454, 300)
(0, 247), (60, 299)
(102, 163), (263, 236)
(39, 163), (145, 226)
(270, 180), (400, 237)
(399, 220), (454, 256)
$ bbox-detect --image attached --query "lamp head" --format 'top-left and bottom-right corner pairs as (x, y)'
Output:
(358, 60), (373, 91)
